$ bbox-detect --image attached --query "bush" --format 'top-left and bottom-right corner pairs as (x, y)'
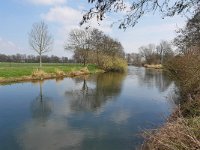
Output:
(55, 69), (65, 76)
(164, 54), (200, 98)
(98, 54), (127, 72)
(32, 69), (47, 78)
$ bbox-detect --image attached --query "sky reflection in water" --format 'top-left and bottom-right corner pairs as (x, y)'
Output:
(0, 67), (176, 150)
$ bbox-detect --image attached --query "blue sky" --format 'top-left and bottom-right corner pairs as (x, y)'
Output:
(0, 0), (187, 57)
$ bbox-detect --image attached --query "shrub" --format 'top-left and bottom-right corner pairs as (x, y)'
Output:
(32, 69), (47, 78)
(55, 69), (65, 76)
(164, 54), (200, 99)
(98, 54), (127, 72)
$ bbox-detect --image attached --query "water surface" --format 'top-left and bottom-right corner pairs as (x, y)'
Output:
(0, 66), (176, 150)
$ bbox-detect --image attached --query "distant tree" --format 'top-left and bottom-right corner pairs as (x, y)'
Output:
(81, 0), (199, 29)
(29, 21), (53, 67)
(139, 44), (157, 64)
(156, 40), (173, 64)
(130, 53), (142, 66)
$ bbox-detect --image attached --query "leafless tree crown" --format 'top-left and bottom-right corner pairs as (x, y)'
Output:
(81, 0), (200, 29)
(29, 21), (53, 55)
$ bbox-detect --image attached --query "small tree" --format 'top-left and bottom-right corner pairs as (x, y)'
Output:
(29, 21), (53, 67)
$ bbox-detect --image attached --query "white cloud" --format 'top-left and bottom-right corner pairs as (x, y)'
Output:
(42, 6), (112, 32)
(0, 37), (33, 55)
(42, 6), (81, 25)
(40, 3), (186, 56)
(110, 16), (186, 53)
(0, 38), (19, 52)
(41, 6), (113, 57)
(110, 110), (131, 124)
(28, 0), (66, 5)
(20, 119), (84, 150)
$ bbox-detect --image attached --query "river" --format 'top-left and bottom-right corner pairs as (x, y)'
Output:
(0, 66), (176, 150)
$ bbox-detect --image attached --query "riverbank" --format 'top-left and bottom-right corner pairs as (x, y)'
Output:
(0, 63), (104, 84)
(142, 98), (200, 149)
(141, 55), (200, 149)
(143, 64), (163, 69)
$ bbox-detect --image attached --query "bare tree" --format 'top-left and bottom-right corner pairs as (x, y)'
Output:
(65, 29), (92, 66)
(81, 0), (199, 29)
(29, 21), (53, 67)
(139, 44), (157, 64)
(156, 40), (173, 64)
(174, 10), (200, 54)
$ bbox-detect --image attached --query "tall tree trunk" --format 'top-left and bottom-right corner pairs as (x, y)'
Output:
(40, 54), (42, 68)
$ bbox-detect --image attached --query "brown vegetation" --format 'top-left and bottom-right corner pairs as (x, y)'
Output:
(142, 10), (200, 149)
(142, 115), (200, 150)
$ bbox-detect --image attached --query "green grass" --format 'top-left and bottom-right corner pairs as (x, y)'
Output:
(0, 62), (99, 78)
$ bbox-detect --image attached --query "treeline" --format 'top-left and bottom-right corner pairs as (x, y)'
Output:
(0, 54), (69, 63)
(126, 40), (174, 66)
(166, 10), (200, 98)
(66, 28), (127, 72)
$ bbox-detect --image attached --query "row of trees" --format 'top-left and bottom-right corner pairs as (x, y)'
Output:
(0, 54), (68, 63)
(126, 40), (174, 65)
(66, 28), (126, 71)
(27, 21), (126, 71)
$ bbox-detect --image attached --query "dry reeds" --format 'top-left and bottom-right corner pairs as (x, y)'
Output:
(142, 116), (200, 150)
(32, 69), (47, 78)
(55, 69), (65, 76)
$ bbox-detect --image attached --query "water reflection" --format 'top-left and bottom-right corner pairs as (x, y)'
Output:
(19, 81), (83, 150)
(31, 81), (52, 123)
(133, 68), (172, 92)
(19, 119), (84, 150)
(0, 67), (177, 150)
(66, 73), (126, 111)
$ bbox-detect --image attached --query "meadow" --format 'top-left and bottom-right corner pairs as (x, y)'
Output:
(0, 62), (99, 79)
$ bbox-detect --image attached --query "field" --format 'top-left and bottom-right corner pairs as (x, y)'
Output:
(0, 62), (99, 79)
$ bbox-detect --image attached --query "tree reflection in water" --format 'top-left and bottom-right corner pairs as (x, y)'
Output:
(65, 73), (126, 112)
(137, 68), (173, 92)
(19, 81), (83, 150)
(31, 81), (52, 124)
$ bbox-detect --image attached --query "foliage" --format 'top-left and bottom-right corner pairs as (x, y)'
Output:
(81, 0), (199, 29)
(164, 54), (200, 98)
(66, 28), (127, 71)
(98, 54), (127, 72)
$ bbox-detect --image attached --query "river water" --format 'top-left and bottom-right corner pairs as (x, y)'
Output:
(0, 66), (176, 150)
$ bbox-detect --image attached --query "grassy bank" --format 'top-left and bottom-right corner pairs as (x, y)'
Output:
(0, 63), (103, 83)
